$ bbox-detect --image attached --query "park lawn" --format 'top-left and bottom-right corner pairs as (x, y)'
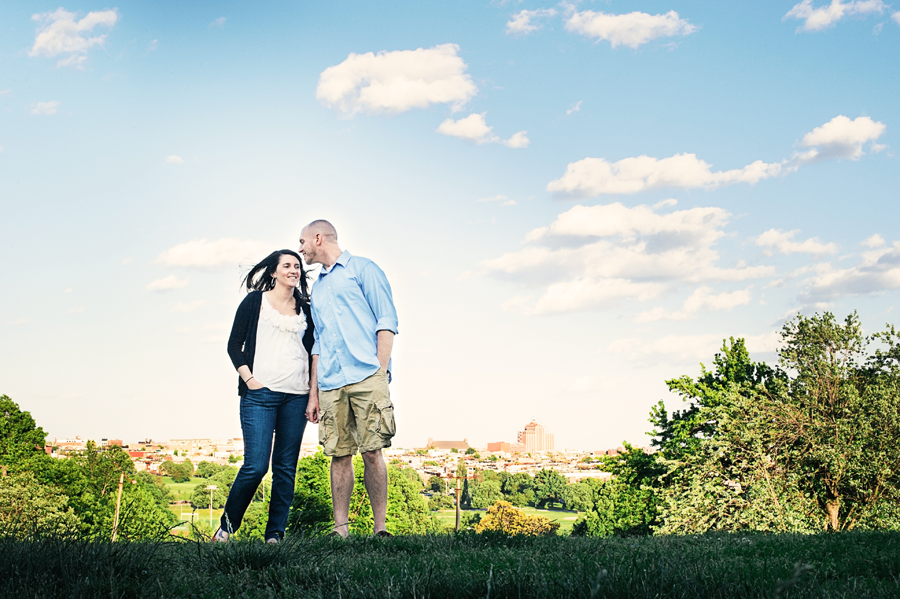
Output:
(432, 506), (580, 532)
(160, 476), (200, 502)
(5, 531), (900, 598)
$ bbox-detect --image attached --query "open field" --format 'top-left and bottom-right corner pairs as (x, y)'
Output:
(160, 477), (198, 502)
(433, 507), (580, 532)
(3, 531), (899, 598)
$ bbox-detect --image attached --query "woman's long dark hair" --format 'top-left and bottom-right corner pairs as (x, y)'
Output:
(242, 250), (309, 313)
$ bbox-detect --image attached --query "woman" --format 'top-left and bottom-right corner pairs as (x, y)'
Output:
(216, 249), (315, 543)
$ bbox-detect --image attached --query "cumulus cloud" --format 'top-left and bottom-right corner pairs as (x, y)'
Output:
(754, 229), (838, 256)
(795, 115), (886, 160)
(862, 234), (885, 248)
(146, 275), (190, 292)
(506, 8), (557, 35)
(317, 44), (477, 116)
(634, 286), (753, 322)
(29, 8), (117, 68)
(607, 332), (781, 364)
(156, 238), (271, 270)
(209, 17), (226, 29)
(566, 100), (582, 115)
(893, 11), (900, 24)
(798, 241), (900, 302)
(482, 202), (773, 314)
(784, 0), (886, 32)
(164, 155), (184, 165)
(437, 113), (529, 148)
(30, 101), (61, 116)
(547, 115), (886, 198)
(564, 8), (698, 48)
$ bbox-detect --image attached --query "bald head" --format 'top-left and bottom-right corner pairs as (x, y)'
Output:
(306, 219), (338, 241)
(299, 219), (342, 267)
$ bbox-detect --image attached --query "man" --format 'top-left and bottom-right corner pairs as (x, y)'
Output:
(299, 219), (398, 538)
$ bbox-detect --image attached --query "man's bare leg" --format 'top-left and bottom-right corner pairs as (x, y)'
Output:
(361, 449), (388, 533)
(330, 455), (354, 537)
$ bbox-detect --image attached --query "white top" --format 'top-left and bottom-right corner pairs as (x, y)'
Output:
(252, 294), (310, 394)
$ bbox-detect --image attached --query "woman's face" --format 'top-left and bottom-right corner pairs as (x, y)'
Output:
(272, 255), (301, 288)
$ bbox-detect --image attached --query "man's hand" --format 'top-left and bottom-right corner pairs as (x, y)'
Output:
(306, 394), (320, 423)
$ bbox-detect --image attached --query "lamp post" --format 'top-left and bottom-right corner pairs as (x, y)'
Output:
(206, 485), (218, 529)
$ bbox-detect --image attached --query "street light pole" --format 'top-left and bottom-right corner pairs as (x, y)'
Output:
(112, 472), (124, 542)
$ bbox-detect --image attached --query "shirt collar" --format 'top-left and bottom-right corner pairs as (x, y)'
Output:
(319, 250), (351, 276)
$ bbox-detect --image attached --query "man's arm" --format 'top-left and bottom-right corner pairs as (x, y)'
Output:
(305, 355), (319, 423)
(377, 330), (394, 371)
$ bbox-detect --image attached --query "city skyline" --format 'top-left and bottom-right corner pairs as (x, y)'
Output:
(1, 1), (897, 450)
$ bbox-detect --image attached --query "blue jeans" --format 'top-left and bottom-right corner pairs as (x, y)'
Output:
(221, 388), (308, 541)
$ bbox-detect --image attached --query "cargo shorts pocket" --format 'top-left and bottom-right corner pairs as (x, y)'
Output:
(318, 411), (338, 455)
(372, 397), (396, 439)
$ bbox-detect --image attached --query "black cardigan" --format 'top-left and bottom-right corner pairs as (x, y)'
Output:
(227, 290), (315, 397)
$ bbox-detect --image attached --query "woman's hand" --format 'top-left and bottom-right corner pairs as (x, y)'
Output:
(246, 377), (264, 391)
(305, 395), (320, 423)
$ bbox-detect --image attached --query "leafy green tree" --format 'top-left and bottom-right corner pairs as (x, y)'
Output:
(767, 313), (900, 531)
(428, 475), (447, 494)
(474, 501), (558, 536)
(189, 467), (237, 510)
(428, 494), (455, 510)
(471, 479), (503, 509)
(0, 472), (80, 537)
(196, 461), (224, 479)
(457, 459), (472, 509)
(501, 472), (535, 507)
(465, 447), (476, 455)
(532, 469), (567, 508)
(0, 395), (51, 474)
(288, 449), (333, 534)
(386, 466), (430, 534)
(561, 481), (594, 512)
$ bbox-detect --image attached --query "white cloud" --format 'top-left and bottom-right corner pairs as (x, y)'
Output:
(634, 286), (753, 322)
(317, 44), (477, 116)
(156, 238), (271, 270)
(209, 17), (226, 29)
(437, 113), (529, 148)
(171, 300), (206, 313)
(146, 275), (190, 292)
(754, 229), (838, 256)
(148, 39), (159, 51)
(479, 194), (516, 206)
(29, 8), (117, 68)
(506, 8), (557, 35)
(547, 115), (886, 198)
(566, 100), (582, 115)
(893, 11), (900, 24)
(796, 115), (886, 160)
(862, 234), (885, 248)
(164, 155), (184, 165)
(483, 202), (774, 314)
(873, 22), (884, 34)
(798, 241), (900, 301)
(0, 90), (10, 97)
(30, 101), (61, 116)
(784, 0), (886, 32)
(564, 8), (697, 48)
(607, 331), (781, 364)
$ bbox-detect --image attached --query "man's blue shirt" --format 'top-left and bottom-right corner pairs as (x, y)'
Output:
(310, 251), (399, 392)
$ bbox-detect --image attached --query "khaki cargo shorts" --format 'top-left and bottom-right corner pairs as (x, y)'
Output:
(318, 368), (396, 457)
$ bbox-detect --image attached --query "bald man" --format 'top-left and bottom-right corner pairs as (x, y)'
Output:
(298, 220), (399, 538)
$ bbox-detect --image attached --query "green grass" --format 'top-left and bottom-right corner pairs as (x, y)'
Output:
(160, 476), (198, 502)
(433, 506), (580, 532)
(4, 532), (899, 598)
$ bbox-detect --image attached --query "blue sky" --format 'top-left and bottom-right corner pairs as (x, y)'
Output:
(1, 1), (898, 450)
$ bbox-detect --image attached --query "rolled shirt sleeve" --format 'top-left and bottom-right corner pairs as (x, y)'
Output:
(359, 262), (399, 335)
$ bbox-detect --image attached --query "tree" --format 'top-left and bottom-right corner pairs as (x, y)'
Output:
(0, 472), (80, 538)
(474, 501), (558, 536)
(288, 449), (333, 535)
(561, 481), (594, 512)
(457, 459), (472, 509)
(767, 313), (900, 531)
(428, 494), (455, 510)
(386, 466), (430, 534)
(501, 472), (534, 507)
(428, 475), (447, 494)
(160, 460), (193, 483)
(532, 469), (567, 508)
(196, 461), (224, 479)
(465, 447), (476, 455)
(0, 395), (51, 474)
(189, 467), (237, 510)
(471, 479), (503, 509)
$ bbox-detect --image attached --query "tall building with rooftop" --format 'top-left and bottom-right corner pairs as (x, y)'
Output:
(517, 419), (554, 454)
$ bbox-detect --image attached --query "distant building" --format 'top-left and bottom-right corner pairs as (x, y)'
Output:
(486, 441), (525, 454)
(517, 419), (554, 454)
(425, 438), (470, 451)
